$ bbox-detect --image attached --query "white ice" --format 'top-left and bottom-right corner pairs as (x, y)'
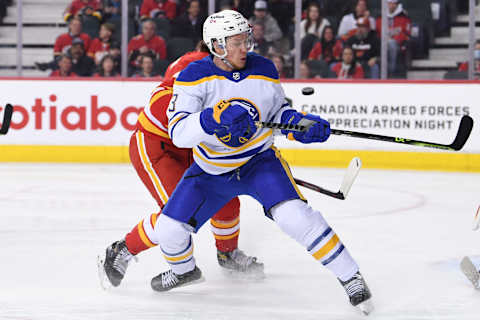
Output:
(0, 163), (479, 320)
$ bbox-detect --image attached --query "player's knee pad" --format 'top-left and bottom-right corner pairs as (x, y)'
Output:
(271, 199), (329, 248)
(156, 214), (193, 253)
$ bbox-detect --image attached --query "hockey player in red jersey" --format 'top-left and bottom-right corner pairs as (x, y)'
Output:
(98, 42), (264, 289)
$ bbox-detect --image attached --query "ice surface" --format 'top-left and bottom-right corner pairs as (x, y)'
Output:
(0, 163), (479, 320)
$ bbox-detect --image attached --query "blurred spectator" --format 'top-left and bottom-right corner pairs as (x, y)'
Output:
(308, 26), (342, 65)
(103, 0), (121, 21)
(54, 17), (92, 56)
(140, 0), (177, 21)
(252, 22), (275, 57)
(218, 0), (233, 10)
(299, 60), (312, 79)
(64, 0), (102, 22)
(133, 54), (159, 77)
(172, 0), (206, 43)
(88, 22), (115, 65)
(331, 47), (364, 79)
(50, 55), (77, 77)
(70, 37), (96, 76)
(231, 0), (256, 20)
(0, 0), (8, 25)
(268, 0), (294, 36)
(375, 0), (411, 76)
(300, 2), (330, 40)
(345, 17), (380, 78)
(94, 54), (120, 77)
(458, 40), (480, 79)
(248, 0), (282, 44)
(108, 41), (122, 74)
(128, 19), (167, 68)
(337, 0), (375, 38)
(268, 53), (290, 78)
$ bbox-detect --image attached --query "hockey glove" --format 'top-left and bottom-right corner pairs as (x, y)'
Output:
(280, 110), (330, 144)
(200, 100), (255, 141)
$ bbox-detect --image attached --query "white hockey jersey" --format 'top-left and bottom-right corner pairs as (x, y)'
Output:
(167, 52), (292, 175)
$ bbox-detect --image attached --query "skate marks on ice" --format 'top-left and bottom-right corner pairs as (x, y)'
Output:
(1, 164), (480, 320)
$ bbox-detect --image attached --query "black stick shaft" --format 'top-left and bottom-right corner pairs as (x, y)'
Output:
(294, 178), (344, 199)
(256, 115), (473, 151)
(0, 104), (13, 135)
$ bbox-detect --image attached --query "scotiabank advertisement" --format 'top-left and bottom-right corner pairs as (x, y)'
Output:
(0, 79), (155, 146)
(1, 79), (479, 153)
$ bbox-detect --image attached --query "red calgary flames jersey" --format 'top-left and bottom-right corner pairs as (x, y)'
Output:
(136, 51), (209, 139)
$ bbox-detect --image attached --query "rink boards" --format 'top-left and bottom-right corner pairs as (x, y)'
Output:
(0, 78), (479, 171)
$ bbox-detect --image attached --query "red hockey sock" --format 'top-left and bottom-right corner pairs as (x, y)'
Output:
(125, 212), (160, 255)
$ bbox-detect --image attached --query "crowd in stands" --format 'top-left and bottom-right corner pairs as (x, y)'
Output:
(0, 0), (12, 25)
(30, 0), (474, 79)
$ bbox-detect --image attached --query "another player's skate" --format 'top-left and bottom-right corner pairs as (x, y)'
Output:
(460, 256), (480, 289)
(339, 271), (373, 315)
(217, 248), (265, 278)
(97, 240), (137, 289)
(151, 266), (204, 291)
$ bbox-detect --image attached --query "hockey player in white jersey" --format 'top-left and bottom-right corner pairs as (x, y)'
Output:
(151, 10), (373, 314)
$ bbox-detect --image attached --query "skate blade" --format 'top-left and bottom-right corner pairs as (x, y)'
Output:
(460, 256), (480, 289)
(153, 276), (206, 292)
(97, 254), (112, 290)
(357, 299), (374, 316)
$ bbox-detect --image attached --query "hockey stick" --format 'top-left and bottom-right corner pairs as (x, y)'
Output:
(0, 104), (13, 135)
(294, 157), (361, 200)
(256, 115), (474, 151)
(472, 206), (480, 231)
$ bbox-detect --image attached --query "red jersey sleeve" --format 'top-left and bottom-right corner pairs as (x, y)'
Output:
(137, 85), (172, 139)
(308, 42), (322, 60)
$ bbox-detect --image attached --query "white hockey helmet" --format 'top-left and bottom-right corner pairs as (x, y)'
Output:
(203, 10), (253, 59)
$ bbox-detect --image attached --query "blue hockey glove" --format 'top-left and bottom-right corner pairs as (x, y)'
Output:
(280, 110), (330, 144)
(200, 100), (255, 142)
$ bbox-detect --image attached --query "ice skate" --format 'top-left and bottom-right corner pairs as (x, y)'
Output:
(339, 271), (373, 315)
(97, 240), (137, 289)
(217, 248), (265, 279)
(151, 266), (205, 291)
(460, 256), (480, 289)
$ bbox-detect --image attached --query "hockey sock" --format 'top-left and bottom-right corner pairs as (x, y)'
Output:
(210, 197), (241, 252)
(272, 199), (359, 282)
(125, 212), (161, 255)
(157, 214), (196, 275)
(210, 217), (240, 252)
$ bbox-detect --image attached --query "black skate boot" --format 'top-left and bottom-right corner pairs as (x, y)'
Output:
(339, 271), (373, 315)
(217, 248), (265, 278)
(151, 266), (204, 292)
(97, 240), (137, 289)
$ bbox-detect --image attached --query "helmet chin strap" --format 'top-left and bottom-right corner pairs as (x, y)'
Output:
(212, 45), (235, 70)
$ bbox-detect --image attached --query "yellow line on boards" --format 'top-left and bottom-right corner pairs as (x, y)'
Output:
(0, 145), (479, 172)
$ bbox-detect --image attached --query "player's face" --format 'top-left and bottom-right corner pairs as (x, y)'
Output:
(225, 33), (252, 70)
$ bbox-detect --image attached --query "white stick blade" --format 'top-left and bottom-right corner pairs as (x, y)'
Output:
(460, 256), (480, 289)
(339, 157), (362, 198)
(472, 206), (480, 231)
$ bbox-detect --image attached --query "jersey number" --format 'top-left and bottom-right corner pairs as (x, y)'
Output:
(168, 94), (178, 112)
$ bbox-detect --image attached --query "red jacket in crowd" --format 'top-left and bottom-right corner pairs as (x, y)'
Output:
(54, 33), (91, 55)
(50, 70), (78, 77)
(140, 0), (177, 20)
(64, 0), (102, 21)
(375, 4), (411, 45)
(128, 34), (167, 60)
(308, 40), (343, 64)
(331, 62), (365, 79)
